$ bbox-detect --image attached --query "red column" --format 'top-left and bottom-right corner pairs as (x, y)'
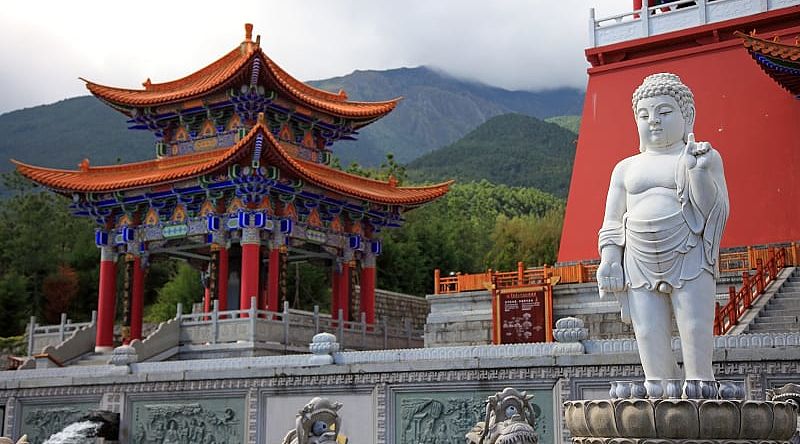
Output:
(130, 256), (145, 341)
(240, 228), (260, 311)
(336, 262), (351, 322)
(360, 257), (376, 324)
(267, 247), (281, 312)
(217, 246), (229, 311)
(95, 247), (117, 352)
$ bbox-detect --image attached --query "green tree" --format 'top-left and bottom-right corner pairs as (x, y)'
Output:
(0, 272), (29, 337)
(485, 210), (564, 270)
(145, 262), (204, 322)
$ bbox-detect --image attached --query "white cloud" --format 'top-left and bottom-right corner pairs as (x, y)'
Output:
(0, 0), (631, 114)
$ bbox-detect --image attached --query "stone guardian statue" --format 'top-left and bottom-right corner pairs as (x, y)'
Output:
(596, 73), (729, 382)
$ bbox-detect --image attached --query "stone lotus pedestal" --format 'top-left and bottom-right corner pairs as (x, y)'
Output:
(564, 398), (798, 444)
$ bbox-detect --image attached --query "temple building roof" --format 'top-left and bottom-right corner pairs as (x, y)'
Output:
(82, 24), (400, 122)
(737, 31), (800, 96)
(12, 123), (452, 207)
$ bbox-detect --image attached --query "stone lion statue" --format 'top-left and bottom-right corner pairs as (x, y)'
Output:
(281, 397), (345, 444)
(465, 388), (538, 444)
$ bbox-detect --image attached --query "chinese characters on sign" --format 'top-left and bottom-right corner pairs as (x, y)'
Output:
(492, 285), (553, 344)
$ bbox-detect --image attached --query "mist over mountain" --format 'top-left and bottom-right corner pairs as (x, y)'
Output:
(0, 66), (583, 173)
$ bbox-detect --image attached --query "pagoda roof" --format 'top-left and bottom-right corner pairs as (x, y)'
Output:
(736, 31), (800, 96)
(12, 123), (451, 207)
(82, 24), (400, 122)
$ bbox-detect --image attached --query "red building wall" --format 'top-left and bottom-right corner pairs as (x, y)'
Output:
(558, 8), (800, 262)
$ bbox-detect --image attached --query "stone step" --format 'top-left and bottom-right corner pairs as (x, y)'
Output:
(761, 308), (800, 318)
(754, 315), (798, 324)
(767, 300), (800, 309)
(747, 322), (800, 332)
(776, 290), (800, 297)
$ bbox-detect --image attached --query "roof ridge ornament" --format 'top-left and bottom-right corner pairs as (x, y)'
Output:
(245, 23), (253, 42)
(79, 158), (90, 172)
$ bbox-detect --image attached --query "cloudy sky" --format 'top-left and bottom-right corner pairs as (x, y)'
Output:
(0, 0), (631, 115)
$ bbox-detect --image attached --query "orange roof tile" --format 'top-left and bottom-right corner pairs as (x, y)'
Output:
(261, 131), (453, 206)
(13, 123), (452, 206)
(736, 31), (800, 61)
(83, 24), (400, 121)
(12, 125), (260, 193)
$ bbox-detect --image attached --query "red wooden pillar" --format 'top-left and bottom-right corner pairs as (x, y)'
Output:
(267, 246), (281, 312)
(95, 246), (117, 352)
(360, 255), (376, 324)
(240, 228), (260, 312)
(130, 255), (145, 341)
(332, 261), (351, 321)
(217, 246), (229, 311)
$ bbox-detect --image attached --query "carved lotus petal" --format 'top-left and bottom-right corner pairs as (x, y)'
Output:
(585, 400), (619, 437)
(768, 401), (798, 441)
(614, 399), (656, 438)
(654, 400), (699, 439)
(565, 401), (591, 437)
(739, 400), (773, 439)
(697, 400), (739, 439)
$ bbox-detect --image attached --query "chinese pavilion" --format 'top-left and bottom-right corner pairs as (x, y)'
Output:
(13, 24), (451, 352)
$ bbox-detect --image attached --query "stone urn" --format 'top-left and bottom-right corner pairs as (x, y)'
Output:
(564, 399), (798, 443)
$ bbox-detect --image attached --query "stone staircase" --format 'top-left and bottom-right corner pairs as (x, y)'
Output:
(746, 268), (800, 333)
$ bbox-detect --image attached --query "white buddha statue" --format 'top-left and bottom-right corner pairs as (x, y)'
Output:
(597, 73), (729, 381)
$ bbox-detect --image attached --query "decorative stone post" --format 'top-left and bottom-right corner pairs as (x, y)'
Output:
(331, 260), (350, 321)
(240, 227), (260, 311)
(267, 240), (282, 312)
(308, 332), (340, 366)
(95, 245), (117, 352)
(216, 244), (229, 311)
(130, 255), (145, 341)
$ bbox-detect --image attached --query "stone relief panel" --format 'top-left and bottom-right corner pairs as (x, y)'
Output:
(18, 402), (97, 444)
(130, 398), (245, 444)
(394, 389), (555, 444)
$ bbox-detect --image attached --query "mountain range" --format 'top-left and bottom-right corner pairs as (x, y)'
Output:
(0, 66), (583, 173)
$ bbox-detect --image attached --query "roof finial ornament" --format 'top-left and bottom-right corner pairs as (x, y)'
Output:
(245, 23), (253, 42)
(79, 158), (90, 172)
(388, 175), (398, 188)
(142, 78), (152, 89)
(257, 112), (266, 126)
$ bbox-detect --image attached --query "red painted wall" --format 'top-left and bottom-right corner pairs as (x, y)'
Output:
(559, 10), (800, 262)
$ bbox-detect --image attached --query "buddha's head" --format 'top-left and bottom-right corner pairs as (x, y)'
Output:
(632, 73), (695, 152)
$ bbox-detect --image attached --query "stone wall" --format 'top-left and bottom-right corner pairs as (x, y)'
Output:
(352, 286), (428, 329)
(2, 332), (799, 444)
(426, 275), (746, 347)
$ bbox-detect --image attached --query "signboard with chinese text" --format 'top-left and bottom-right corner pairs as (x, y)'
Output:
(492, 284), (553, 344)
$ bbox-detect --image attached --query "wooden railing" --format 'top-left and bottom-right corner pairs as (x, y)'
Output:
(713, 247), (787, 335)
(434, 242), (799, 294)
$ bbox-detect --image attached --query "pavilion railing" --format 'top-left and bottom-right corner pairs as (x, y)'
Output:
(434, 242), (799, 295)
(177, 298), (422, 351)
(27, 311), (97, 356)
(589, 0), (800, 48)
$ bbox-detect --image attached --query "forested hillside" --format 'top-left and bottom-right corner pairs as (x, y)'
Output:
(407, 114), (578, 197)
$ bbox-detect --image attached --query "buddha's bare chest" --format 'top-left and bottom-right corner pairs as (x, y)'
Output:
(624, 154), (679, 195)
